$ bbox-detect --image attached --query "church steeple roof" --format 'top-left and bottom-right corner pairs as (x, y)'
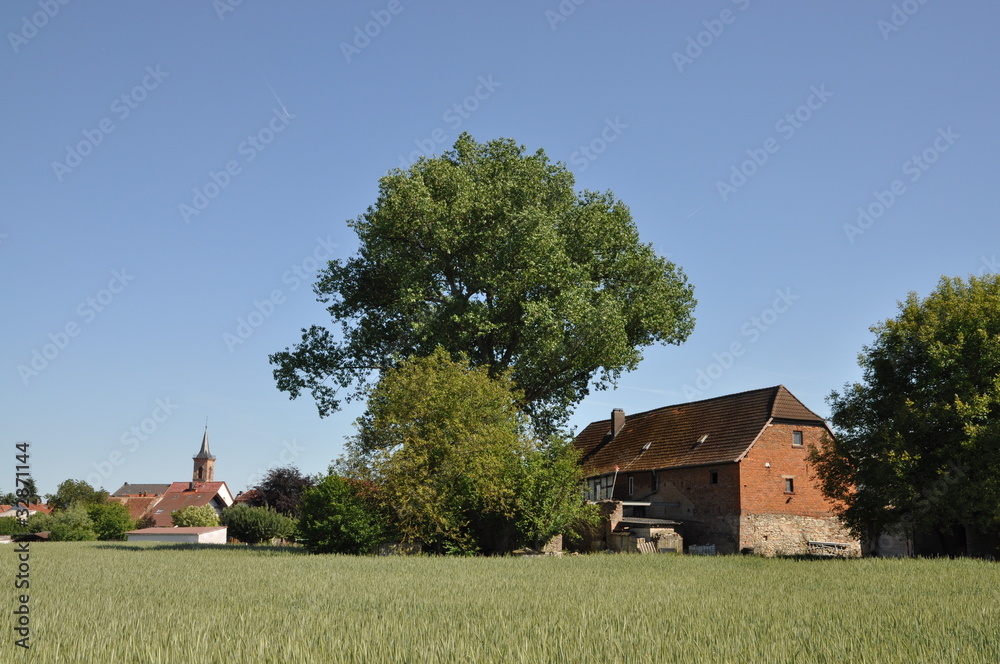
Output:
(194, 427), (216, 460)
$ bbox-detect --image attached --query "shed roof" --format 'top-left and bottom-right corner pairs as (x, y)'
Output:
(573, 385), (825, 476)
(126, 527), (226, 535)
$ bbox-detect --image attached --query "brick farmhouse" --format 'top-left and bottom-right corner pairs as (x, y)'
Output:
(572, 385), (859, 555)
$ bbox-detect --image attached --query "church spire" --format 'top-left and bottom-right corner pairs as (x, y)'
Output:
(193, 423), (216, 482)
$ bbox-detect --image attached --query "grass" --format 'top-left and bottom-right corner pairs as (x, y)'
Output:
(3, 542), (999, 663)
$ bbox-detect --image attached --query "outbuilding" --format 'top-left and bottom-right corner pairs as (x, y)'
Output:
(125, 526), (227, 544)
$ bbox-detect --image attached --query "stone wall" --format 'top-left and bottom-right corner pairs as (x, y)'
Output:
(739, 513), (860, 556)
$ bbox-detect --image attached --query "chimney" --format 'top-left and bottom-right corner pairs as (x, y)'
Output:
(611, 409), (625, 438)
(189, 481), (195, 491)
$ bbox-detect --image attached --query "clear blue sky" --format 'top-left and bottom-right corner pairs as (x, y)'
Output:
(3, 1), (997, 496)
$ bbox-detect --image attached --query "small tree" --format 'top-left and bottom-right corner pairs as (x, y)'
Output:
(48, 504), (97, 541)
(248, 466), (314, 518)
(346, 348), (537, 554)
(221, 504), (296, 544)
(514, 437), (598, 551)
(26, 511), (53, 533)
(299, 473), (390, 554)
(88, 502), (135, 541)
(171, 504), (220, 527)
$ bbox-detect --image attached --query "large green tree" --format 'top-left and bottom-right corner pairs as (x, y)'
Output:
(813, 275), (1000, 555)
(221, 504), (296, 545)
(45, 479), (108, 511)
(270, 134), (696, 433)
(345, 348), (592, 554)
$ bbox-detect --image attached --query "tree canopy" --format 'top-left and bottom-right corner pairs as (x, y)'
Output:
(813, 275), (1000, 554)
(298, 473), (390, 555)
(246, 466), (314, 518)
(270, 134), (696, 433)
(221, 504), (296, 545)
(45, 479), (108, 511)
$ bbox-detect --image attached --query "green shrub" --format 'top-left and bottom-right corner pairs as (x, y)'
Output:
(221, 503), (296, 544)
(88, 502), (135, 541)
(299, 473), (390, 554)
(171, 504), (220, 527)
(48, 504), (97, 541)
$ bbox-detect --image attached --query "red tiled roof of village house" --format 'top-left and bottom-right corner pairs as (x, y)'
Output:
(109, 495), (162, 521)
(147, 491), (224, 527)
(165, 481), (226, 494)
(0, 503), (52, 514)
(573, 385), (826, 477)
(234, 489), (260, 503)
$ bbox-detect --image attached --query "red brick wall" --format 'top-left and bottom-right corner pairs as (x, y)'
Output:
(739, 422), (838, 517)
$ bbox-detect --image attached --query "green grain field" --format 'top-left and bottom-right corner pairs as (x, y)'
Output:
(3, 542), (998, 663)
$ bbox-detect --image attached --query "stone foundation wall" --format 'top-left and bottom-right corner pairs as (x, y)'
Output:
(740, 513), (860, 556)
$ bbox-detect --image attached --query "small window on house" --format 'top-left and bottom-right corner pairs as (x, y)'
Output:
(627, 476), (634, 496)
(710, 471), (719, 485)
(792, 431), (803, 447)
(785, 477), (795, 493)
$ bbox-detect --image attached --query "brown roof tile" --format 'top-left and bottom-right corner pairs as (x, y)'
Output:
(573, 385), (825, 476)
(148, 492), (223, 527)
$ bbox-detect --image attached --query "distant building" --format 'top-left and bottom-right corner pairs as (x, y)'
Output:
(572, 385), (859, 556)
(110, 428), (233, 527)
(126, 526), (228, 545)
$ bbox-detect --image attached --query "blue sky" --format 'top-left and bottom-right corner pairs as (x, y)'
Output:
(3, 1), (997, 496)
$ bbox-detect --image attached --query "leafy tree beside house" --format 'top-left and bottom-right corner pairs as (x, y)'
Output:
(88, 502), (135, 541)
(270, 134), (696, 436)
(171, 504), (220, 528)
(343, 348), (594, 554)
(812, 275), (1000, 556)
(221, 504), (296, 545)
(247, 466), (313, 518)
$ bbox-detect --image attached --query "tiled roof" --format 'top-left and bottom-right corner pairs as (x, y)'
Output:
(165, 481), (226, 495)
(112, 483), (171, 497)
(234, 489), (260, 503)
(573, 385), (825, 476)
(148, 492), (223, 527)
(110, 495), (162, 521)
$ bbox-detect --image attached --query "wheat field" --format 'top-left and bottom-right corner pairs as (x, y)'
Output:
(2, 542), (998, 663)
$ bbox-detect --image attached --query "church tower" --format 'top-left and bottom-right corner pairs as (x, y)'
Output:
(193, 426), (216, 482)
